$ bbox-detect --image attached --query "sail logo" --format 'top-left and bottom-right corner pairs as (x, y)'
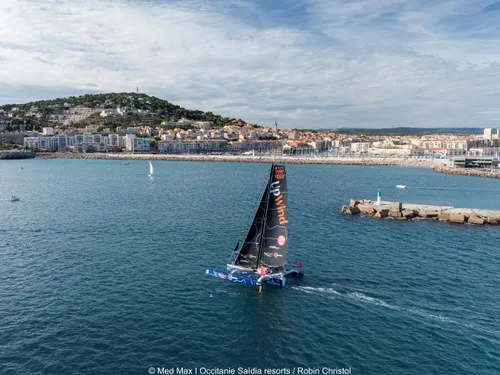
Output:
(269, 181), (288, 225)
(264, 252), (283, 258)
(277, 235), (286, 246)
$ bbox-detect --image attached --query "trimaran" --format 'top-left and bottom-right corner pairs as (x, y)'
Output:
(204, 164), (303, 292)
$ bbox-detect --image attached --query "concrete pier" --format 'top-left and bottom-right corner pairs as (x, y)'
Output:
(342, 200), (500, 225)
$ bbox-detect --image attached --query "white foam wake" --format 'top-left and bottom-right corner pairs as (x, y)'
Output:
(293, 286), (461, 326)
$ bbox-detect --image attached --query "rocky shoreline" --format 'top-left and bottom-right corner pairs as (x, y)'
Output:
(35, 152), (439, 167)
(433, 165), (500, 179)
(342, 200), (500, 225)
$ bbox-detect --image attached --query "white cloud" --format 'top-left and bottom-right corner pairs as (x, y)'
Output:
(1, 0), (500, 128)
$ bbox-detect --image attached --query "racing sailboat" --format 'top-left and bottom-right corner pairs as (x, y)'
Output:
(204, 164), (302, 291)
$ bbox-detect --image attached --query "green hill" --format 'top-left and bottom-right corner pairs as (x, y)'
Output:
(0, 92), (243, 129)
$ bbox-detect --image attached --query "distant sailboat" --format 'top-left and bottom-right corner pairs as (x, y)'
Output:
(148, 161), (154, 177)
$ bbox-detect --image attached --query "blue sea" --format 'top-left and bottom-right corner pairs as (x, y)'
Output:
(1, 159), (499, 375)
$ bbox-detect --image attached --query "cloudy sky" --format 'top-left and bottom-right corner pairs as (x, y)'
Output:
(1, 0), (500, 128)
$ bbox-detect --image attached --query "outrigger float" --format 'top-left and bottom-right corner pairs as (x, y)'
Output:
(204, 164), (303, 292)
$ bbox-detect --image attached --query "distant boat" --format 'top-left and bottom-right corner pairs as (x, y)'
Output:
(10, 195), (20, 202)
(396, 185), (407, 189)
(148, 161), (154, 177)
(204, 164), (303, 292)
(121, 162), (130, 165)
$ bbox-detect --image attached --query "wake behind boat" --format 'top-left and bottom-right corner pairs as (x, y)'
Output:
(204, 164), (302, 292)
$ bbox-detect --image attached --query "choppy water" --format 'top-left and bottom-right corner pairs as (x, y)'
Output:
(1, 159), (499, 375)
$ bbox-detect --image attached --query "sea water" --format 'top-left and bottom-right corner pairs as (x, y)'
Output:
(1, 159), (499, 374)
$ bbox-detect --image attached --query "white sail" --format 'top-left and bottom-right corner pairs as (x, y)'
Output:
(149, 161), (154, 176)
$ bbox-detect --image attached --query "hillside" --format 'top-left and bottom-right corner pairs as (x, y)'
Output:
(0, 92), (243, 130)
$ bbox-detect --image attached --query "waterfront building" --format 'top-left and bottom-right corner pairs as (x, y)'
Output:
(107, 134), (121, 148)
(125, 134), (150, 151)
(159, 140), (227, 153)
(83, 133), (94, 144)
(421, 140), (468, 150)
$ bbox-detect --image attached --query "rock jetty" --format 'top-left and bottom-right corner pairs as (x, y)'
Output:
(434, 166), (500, 179)
(0, 150), (36, 159)
(341, 200), (500, 225)
(36, 152), (439, 167)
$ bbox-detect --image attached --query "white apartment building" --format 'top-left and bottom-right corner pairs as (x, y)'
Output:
(42, 127), (54, 136)
(484, 128), (493, 141)
(350, 142), (371, 153)
(125, 134), (150, 151)
(24, 134), (126, 152)
(421, 140), (468, 150)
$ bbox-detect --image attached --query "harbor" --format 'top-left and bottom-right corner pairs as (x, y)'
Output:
(342, 199), (500, 225)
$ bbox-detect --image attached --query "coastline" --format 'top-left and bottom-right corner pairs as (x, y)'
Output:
(35, 152), (440, 168)
(34, 152), (500, 178)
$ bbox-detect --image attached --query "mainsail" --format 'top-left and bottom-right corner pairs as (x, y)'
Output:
(233, 164), (288, 269)
(149, 161), (154, 176)
(234, 179), (270, 269)
(259, 165), (288, 268)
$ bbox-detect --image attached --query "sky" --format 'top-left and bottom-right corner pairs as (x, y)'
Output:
(1, 0), (500, 129)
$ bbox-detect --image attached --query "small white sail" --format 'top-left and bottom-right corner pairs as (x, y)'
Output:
(149, 161), (154, 176)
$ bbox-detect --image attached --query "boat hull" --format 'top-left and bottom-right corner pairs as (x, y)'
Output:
(204, 267), (303, 288)
(204, 268), (262, 286)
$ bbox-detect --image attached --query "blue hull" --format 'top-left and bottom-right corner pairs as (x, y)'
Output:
(204, 268), (262, 286)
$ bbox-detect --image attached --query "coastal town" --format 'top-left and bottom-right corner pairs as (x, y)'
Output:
(1, 94), (500, 166)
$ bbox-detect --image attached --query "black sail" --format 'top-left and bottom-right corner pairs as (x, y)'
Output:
(259, 165), (288, 268)
(234, 180), (269, 269)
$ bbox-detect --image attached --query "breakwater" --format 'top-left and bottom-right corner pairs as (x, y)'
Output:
(342, 200), (500, 225)
(0, 150), (36, 159)
(35, 152), (500, 179)
(434, 165), (500, 179)
(36, 152), (440, 167)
